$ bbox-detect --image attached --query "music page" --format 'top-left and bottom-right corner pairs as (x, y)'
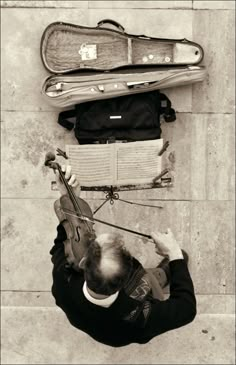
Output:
(115, 139), (163, 185)
(66, 144), (115, 186)
(66, 139), (163, 186)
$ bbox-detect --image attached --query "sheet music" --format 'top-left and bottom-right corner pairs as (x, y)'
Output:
(116, 140), (163, 184)
(66, 139), (163, 186)
(66, 144), (114, 186)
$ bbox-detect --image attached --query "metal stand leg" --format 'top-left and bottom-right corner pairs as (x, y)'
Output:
(93, 198), (110, 215)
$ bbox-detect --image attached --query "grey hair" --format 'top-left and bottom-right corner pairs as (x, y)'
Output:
(83, 233), (133, 295)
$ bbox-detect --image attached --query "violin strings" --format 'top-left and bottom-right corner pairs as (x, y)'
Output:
(64, 209), (94, 224)
(58, 167), (92, 232)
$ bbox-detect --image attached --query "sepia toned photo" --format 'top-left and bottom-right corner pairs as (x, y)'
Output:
(1, 1), (235, 364)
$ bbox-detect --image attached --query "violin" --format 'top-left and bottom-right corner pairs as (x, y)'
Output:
(45, 152), (96, 271)
(45, 151), (155, 271)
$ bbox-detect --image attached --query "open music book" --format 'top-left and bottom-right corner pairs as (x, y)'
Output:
(66, 139), (163, 187)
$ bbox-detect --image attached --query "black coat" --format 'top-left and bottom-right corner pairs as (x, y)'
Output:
(50, 224), (196, 347)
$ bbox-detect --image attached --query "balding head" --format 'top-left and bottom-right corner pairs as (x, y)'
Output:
(83, 233), (133, 295)
(96, 233), (124, 278)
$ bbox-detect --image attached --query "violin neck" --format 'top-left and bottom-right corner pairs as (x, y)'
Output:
(58, 168), (78, 210)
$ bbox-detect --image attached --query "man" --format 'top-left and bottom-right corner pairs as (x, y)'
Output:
(50, 166), (196, 347)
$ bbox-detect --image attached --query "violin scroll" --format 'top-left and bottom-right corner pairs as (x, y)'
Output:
(45, 152), (59, 170)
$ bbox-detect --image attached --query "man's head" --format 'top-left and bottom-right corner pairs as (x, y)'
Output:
(81, 233), (133, 296)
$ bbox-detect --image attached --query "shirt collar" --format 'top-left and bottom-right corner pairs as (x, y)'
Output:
(83, 281), (119, 308)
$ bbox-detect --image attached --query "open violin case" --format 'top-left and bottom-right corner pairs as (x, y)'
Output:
(40, 19), (207, 107)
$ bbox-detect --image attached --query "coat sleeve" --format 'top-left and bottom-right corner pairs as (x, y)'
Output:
(139, 259), (197, 339)
(50, 224), (68, 271)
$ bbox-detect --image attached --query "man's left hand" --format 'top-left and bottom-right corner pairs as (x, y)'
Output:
(55, 165), (81, 196)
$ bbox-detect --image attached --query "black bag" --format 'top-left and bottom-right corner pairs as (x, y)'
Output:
(58, 90), (175, 144)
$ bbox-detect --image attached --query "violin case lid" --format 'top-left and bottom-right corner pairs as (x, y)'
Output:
(42, 65), (207, 108)
(40, 19), (204, 74)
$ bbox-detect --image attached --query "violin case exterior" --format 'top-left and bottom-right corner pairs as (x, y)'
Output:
(42, 66), (206, 108)
(40, 19), (206, 106)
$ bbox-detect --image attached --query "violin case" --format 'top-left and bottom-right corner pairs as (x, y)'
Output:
(40, 19), (206, 107)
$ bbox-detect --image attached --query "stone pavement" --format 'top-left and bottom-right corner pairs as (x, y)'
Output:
(1, 1), (235, 364)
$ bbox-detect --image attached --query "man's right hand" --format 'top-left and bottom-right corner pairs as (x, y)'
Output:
(151, 228), (184, 261)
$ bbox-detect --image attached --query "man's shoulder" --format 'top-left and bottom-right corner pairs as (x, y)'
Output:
(124, 257), (151, 300)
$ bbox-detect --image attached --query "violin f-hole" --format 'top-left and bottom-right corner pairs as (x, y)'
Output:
(76, 227), (81, 242)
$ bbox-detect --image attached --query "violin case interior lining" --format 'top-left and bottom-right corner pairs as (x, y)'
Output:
(41, 22), (204, 74)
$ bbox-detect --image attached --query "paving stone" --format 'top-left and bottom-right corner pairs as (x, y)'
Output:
(191, 114), (208, 200)
(1, 199), (58, 291)
(1, 112), (67, 198)
(207, 114), (235, 200)
(196, 294), (235, 314)
(1, 307), (235, 364)
(2, 291), (235, 314)
(1, 8), (88, 51)
(161, 86), (192, 113)
(191, 114), (235, 200)
(193, 1), (235, 9)
(88, 1), (192, 9)
(1, 291), (55, 307)
(1, 47), (51, 111)
(1, 1), (88, 8)
(192, 10), (235, 113)
(190, 201), (235, 294)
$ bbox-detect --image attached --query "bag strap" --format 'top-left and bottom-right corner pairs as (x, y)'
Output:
(58, 109), (76, 130)
(159, 93), (176, 123)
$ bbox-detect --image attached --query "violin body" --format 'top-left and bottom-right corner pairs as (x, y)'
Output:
(54, 195), (96, 271)
(45, 152), (97, 271)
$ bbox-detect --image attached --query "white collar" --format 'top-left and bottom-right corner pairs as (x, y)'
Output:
(83, 282), (119, 308)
